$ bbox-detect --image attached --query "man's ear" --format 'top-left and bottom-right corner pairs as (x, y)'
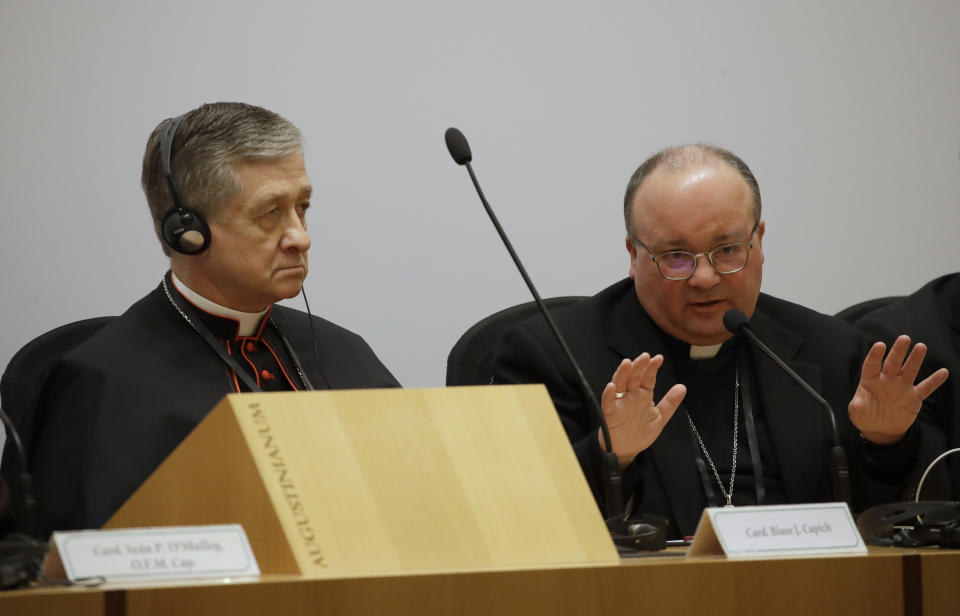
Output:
(627, 237), (639, 280)
(756, 220), (765, 264)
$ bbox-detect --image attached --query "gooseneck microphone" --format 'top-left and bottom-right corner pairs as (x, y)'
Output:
(723, 309), (851, 506)
(445, 128), (663, 549)
(444, 128), (472, 165)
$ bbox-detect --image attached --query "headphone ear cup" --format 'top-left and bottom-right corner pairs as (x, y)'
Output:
(938, 519), (960, 549)
(162, 208), (211, 254)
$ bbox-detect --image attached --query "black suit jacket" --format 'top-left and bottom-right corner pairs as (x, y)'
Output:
(27, 280), (399, 536)
(856, 273), (960, 497)
(492, 279), (922, 536)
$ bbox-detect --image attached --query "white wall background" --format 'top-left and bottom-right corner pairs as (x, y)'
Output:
(1, 1), (958, 388)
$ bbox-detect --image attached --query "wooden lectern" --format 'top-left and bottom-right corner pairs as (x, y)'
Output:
(104, 385), (618, 577)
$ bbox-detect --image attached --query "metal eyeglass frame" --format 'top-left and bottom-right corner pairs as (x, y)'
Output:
(629, 222), (759, 281)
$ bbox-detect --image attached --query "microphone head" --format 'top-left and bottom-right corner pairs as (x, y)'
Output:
(444, 127), (472, 165)
(723, 309), (750, 334)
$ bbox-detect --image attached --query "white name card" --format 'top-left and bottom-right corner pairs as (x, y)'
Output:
(51, 524), (260, 582)
(687, 503), (867, 558)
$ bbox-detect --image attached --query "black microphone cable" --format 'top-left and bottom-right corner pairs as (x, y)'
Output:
(299, 285), (331, 390)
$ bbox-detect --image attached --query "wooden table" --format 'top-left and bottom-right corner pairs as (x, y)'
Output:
(2, 547), (957, 616)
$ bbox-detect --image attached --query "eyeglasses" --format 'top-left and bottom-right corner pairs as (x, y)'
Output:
(630, 223), (758, 281)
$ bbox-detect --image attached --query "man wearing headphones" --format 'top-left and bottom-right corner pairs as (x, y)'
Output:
(28, 102), (398, 536)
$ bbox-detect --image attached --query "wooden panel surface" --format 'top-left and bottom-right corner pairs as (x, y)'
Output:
(6, 548), (960, 616)
(920, 548), (960, 616)
(102, 386), (616, 578)
(120, 549), (910, 616)
(105, 397), (300, 574)
(0, 586), (106, 616)
(228, 385), (618, 576)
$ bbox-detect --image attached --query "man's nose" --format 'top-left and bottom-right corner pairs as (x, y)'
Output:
(282, 216), (311, 252)
(687, 254), (720, 288)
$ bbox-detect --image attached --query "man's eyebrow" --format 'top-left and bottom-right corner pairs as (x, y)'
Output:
(712, 229), (747, 242)
(653, 228), (751, 251)
(657, 237), (685, 248)
(252, 185), (313, 208)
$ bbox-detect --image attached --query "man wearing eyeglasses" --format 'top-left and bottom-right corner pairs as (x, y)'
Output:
(492, 144), (948, 538)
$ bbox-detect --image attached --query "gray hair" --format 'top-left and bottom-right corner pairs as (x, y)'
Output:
(141, 102), (303, 256)
(622, 144), (762, 237)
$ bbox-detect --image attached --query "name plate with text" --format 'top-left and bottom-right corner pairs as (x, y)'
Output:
(51, 524), (260, 582)
(687, 503), (867, 558)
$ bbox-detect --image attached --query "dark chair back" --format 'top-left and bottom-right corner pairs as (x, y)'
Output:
(834, 296), (904, 323)
(1, 317), (116, 453)
(446, 297), (586, 386)
(1, 316), (115, 537)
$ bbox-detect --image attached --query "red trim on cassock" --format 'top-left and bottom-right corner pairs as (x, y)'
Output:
(238, 338), (263, 389)
(226, 339), (244, 393)
(260, 338), (300, 391)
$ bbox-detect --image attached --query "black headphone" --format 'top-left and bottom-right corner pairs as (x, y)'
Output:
(159, 113), (211, 254)
(857, 501), (960, 548)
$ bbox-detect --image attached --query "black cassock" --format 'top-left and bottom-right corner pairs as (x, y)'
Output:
(28, 273), (398, 536)
(491, 278), (940, 538)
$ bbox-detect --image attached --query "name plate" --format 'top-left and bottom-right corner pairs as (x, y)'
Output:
(51, 524), (260, 582)
(687, 503), (866, 558)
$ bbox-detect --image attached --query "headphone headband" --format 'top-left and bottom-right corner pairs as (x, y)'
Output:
(160, 114), (187, 178)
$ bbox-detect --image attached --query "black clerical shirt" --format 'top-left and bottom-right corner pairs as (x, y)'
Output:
(664, 335), (786, 508)
(492, 278), (928, 538)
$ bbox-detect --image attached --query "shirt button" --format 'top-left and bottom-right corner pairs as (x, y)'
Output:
(246, 342), (256, 352)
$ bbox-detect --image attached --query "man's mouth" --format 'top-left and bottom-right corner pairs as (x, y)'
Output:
(688, 299), (726, 311)
(277, 264), (306, 273)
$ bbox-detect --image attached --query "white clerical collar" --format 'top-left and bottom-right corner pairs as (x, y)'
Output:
(690, 343), (723, 359)
(170, 272), (268, 337)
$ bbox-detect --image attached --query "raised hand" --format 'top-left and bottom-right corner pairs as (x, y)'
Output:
(598, 353), (687, 468)
(849, 335), (949, 444)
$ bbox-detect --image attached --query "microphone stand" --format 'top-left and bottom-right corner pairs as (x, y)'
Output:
(723, 310), (851, 506)
(445, 128), (665, 551)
